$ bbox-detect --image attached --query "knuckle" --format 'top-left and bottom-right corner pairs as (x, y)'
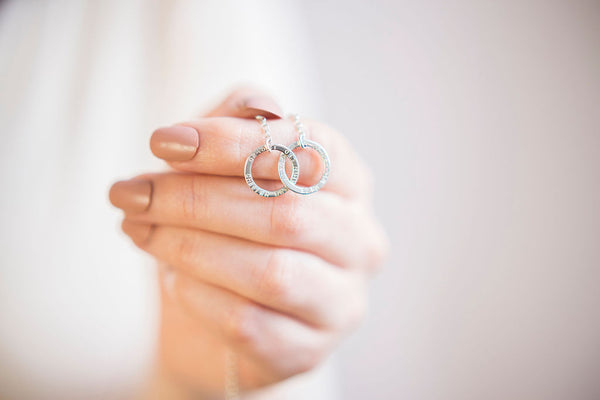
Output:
(224, 301), (260, 345)
(271, 343), (326, 378)
(306, 120), (338, 154)
(181, 177), (205, 221)
(292, 346), (327, 375)
(257, 250), (295, 304)
(174, 232), (198, 268)
(367, 241), (387, 272)
(345, 291), (368, 330)
(368, 226), (390, 272)
(269, 196), (308, 240)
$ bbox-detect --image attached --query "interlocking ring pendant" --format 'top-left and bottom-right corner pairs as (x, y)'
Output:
(245, 144), (300, 197)
(244, 114), (330, 197)
(277, 140), (330, 195)
(277, 114), (331, 195)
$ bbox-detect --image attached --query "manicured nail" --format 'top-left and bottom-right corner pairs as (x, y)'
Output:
(241, 96), (284, 119)
(150, 126), (199, 161)
(121, 220), (153, 246)
(109, 180), (152, 213)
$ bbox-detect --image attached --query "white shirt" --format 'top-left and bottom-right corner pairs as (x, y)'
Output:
(0, 1), (336, 398)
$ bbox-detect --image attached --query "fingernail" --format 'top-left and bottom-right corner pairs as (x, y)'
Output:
(150, 126), (199, 161)
(109, 180), (152, 213)
(241, 96), (284, 119)
(121, 220), (153, 246)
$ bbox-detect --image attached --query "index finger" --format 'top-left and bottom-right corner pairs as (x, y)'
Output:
(150, 117), (370, 199)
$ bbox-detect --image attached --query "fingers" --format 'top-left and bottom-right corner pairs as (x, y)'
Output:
(164, 267), (335, 380)
(203, 86), (284, 119)
(149, 116), (370, 199)
(123, 220), (365, 328)
(112, 173), (386, 270)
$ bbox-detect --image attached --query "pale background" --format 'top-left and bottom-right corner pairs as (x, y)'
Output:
(303, 1), (600, 399)
(0, 1), (599, 399)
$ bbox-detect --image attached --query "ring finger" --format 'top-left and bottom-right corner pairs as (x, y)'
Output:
(110, 173), (384, 269)
(122, 220), (363, 328)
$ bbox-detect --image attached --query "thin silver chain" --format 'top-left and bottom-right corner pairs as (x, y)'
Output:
(224, 348), (240, 400)
(290, 113), (308, 148)
(255, 115), (273, 152)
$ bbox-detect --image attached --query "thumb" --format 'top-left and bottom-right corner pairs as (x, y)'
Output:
(203, 86), (284, 119)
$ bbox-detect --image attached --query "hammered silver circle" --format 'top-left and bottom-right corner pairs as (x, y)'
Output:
(277, 139), (330, 195)
(245, 144), (300, 197)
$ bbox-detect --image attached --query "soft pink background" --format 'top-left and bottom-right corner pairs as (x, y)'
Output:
(304, 1), (600, 399)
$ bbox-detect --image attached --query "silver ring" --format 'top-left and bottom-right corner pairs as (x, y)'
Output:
(245, 144), (300, 197)
(277, 139), (330, 195)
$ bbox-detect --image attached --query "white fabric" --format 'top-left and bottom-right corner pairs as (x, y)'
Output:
(0, 1), (334, 398)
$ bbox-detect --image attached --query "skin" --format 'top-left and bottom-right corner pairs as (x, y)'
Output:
(110, 88), (389, 397)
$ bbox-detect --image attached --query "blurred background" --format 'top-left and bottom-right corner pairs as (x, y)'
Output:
(1, 1), (599, 399)
(308, 1), (600, 400)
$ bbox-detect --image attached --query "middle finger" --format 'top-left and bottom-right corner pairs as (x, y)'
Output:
(112, 173), (379, 269)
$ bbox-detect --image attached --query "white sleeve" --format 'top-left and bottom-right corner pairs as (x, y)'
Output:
(0, 1), (337, 399)
(152, 0), (324, 123)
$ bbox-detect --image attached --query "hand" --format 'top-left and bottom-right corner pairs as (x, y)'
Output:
(109, 89), (389, 395)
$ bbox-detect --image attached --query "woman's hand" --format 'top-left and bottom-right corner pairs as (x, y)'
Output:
(109, 89), (389, 395)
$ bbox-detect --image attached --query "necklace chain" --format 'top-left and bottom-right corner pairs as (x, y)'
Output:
(291, 113), (308, 148)
(255, 115), (273, 152)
